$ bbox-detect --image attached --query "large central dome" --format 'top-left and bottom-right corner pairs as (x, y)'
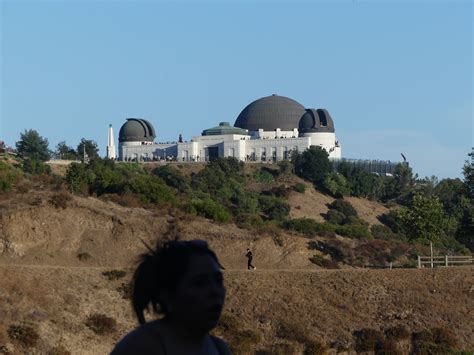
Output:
(234, 95), (306, 131)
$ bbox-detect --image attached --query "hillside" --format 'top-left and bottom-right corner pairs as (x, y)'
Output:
(0, 186), (473, 354)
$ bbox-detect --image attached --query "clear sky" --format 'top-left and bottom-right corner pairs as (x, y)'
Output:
(1, 0), (472, 179)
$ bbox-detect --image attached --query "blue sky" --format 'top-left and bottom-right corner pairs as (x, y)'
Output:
(1, 0), (472, 179)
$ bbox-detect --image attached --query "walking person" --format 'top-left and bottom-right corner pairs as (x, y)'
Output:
(245, 248), (256, 270)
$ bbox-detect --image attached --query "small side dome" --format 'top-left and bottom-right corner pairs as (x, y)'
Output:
(202, 122), (248, 136)
(119, 118), (156, 142)
(298, 109), (335, 134)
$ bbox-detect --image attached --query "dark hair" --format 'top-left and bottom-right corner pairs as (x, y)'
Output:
(132, 239), (223, 324)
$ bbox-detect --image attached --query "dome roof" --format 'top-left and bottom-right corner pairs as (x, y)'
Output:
(298, 109), (335, 134)
(202, 122), (248, 136)
(118, 118), (156, 142)
(234, 95), (306, 131)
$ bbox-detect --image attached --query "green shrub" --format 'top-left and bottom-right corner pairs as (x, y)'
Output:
(125, 175), (175, 206)
(269, 185), (291, 198)
(336, 224), (371, 240)
(152, 165), (189, 192)
(236, 213), (264, 229)
(253, 169), (275, 183)
(258, 195), (290, 220)
(293, 183), (306, 193)
(65, 163), (93, 194)
(328, 199), (357, 218)
(323, 172), (350, 197)
(283, 218), (335, 237)
(325, 210), (346, 225)
(190, 198), (231, 223)
(8, 324), (39, 348)
(85, 314), (116, 335)
(0, 161), (22, 193)
(22, 159), (51, 175)
(102, 270), (127, 281)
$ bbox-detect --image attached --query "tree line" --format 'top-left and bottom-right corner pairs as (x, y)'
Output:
(3, 128), (473, 254)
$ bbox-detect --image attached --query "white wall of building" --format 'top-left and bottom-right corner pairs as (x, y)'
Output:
(119, 131), (341, 162)
(304, 132), (341, 159)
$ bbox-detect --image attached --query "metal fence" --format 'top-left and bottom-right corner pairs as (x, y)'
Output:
(417, 255), (473, 268)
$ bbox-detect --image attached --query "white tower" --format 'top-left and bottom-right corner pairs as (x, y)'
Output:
(106, 124), (116, 159)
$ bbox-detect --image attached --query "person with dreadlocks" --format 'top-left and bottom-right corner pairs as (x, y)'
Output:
(111, 239), (229, 354)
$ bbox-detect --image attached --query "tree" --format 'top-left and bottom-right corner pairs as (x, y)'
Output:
(77, 139), (99, 161)
(15, 129), (51, 161)
(397, 194), (447, 245)
(462, 147), (474, 200)
(54, 141), (79, 160)
(292, 146), (332, 187)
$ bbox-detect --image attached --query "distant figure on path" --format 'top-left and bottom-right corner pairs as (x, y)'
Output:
(246, 248), (256, 270)
(111, 239), (230, 355)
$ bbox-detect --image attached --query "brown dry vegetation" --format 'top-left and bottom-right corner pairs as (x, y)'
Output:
(0, 181), (473, 354)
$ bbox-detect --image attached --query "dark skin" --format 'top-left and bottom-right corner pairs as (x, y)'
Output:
(111, 254), (230, 355)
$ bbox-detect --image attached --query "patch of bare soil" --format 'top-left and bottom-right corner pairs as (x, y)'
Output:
(0, 266), (472, 354)
(287, 183), (334, 222)
(345, 196), (389, 226)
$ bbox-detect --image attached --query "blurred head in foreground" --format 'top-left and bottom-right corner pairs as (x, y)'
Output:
(111, 239), (229, 354)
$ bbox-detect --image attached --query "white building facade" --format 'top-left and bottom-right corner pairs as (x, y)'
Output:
(117, 95), (341, 162)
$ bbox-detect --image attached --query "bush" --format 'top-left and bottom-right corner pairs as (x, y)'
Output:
(292, 183), (306, 193)
(0, 161), (22, 193)
(308, 240), (345, 262)
(253, 169), (275, 183)
(85, 314), (117, 335)
(335, 224), (372, 240)
(283, 218), (335, 237)
(190, 198), (231, 223)
(125, 175), (175, 206)
(309, 255), (339, 269)
(325, 210), (346, 225)
(152, 165), (189, 193)
(304, 339), (329, 355)
(258, 195), (290, 220)
(50, 191), (72, 209)
(384, 325), (410, 341)
(22, 159), (51, 175)
(236, 213), (264, 229)
(8, 324), (39, 348)
(412, 327), (459, 354)
(102, 270), (127, 281)
(371, 224), (397, 240)
(353, 328), (384, 353)
(327, 199), (357, 218)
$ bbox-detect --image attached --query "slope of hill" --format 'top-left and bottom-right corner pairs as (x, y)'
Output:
(0, 189), (473, 354)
